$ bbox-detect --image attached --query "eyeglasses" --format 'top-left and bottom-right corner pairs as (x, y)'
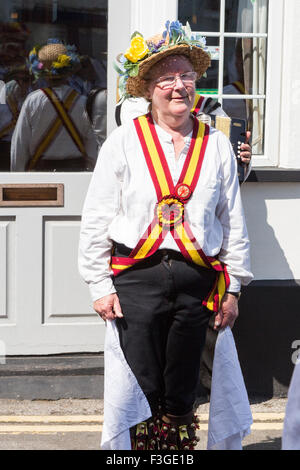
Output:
(154, 72), (197, 90)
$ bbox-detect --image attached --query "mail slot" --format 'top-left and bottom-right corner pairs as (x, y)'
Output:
(0, 184), (64, 207)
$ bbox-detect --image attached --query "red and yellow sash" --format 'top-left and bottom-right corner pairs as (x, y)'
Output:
(27, 88), (86, 170)
(111, 113), (230, 313)
(191, 94), (205, 117)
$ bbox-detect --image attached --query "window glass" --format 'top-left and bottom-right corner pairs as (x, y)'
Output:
(0, 0), (107, 172)
(178, 0), (268, 156)
(196, 37), (219, 94)
(223, 36), (267, 155)
(225, 0), (268, 34)
(178, 0), (220, 32)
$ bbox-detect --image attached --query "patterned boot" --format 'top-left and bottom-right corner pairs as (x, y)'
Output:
(159, 412), (200, 450)
(130, 414), (162, 450)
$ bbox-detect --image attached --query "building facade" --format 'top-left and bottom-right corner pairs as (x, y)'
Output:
(0, 0), (299, 396)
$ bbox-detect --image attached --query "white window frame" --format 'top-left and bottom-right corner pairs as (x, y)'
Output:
(177, 0), (284, 168)
(108, 0), (284, 169)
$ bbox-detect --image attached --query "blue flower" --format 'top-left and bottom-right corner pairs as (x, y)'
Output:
(169, 20), (183, 35)
(47, 38), (62, 44)
(162, 20), (170, 39)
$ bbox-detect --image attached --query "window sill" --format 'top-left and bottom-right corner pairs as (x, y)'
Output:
(247, 168), (300, 183)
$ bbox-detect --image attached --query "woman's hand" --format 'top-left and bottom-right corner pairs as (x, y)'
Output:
(240, 131), (252, 165)
(93, 293), (124, 321)
(213, 293), (239, 330)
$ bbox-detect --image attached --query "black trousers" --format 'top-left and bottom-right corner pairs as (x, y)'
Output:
(114, 244), (216, 416)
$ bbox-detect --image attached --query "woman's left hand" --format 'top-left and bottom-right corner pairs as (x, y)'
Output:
(240, 131), (252, 165)
(213, 293), (239, 330)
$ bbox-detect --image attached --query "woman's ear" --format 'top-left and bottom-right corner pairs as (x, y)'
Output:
(143, 79), (152, 101)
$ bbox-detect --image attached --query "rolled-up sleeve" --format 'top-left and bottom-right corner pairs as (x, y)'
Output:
(78, 129), (124, 301)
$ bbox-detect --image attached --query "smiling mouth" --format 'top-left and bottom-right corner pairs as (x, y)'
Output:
(172, 96), (188, 100)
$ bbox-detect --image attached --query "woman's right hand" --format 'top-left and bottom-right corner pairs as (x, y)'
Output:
(93, 293), (124, 321)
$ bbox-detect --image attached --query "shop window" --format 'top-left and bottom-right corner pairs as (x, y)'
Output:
(0, 0), (107, 172)
(178, 0), (268, 157)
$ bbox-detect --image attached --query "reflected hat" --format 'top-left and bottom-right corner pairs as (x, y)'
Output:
(28, 39), (81, 80)
(115, 21), (210, 98)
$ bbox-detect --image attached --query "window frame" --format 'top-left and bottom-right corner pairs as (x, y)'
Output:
(177, 0), (284, 168)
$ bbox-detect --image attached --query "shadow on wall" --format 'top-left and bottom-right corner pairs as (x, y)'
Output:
(235, 184), (300, 398)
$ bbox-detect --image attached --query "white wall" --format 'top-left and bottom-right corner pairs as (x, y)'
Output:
(241, 183), (300, 280)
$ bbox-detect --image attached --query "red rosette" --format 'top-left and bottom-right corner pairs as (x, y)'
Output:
(174, 183), (192, 201)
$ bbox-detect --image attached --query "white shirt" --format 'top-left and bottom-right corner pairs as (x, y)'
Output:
(79, 117), (253, 302)
(11, 84), (98, 171)
(119, 96), (252, 181)
(0, 80), (26, 142)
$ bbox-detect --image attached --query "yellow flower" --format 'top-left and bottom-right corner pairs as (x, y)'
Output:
(53, 54), (71, 69)
(124, 35), (149, 63)
(30, 47), (38, 57)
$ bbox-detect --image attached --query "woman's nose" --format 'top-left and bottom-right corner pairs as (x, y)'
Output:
(173, 75), (186, 90)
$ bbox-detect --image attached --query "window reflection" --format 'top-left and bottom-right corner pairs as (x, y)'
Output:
(225, 0), (268, 34)
(0, 0), (107, 172)
(178, 0), (268, 155)
(178, 0), (221, 32)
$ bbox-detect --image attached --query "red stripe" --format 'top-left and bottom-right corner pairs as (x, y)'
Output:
(189, 124), (210, 194)
(191, 95), (205, 116)
(177, 118), (199, 186)
(111, 256), (138, 267)
(203, 275), (218, 310)
(182, 221), (211, 268)
(146, 114), (174, 192)
(129, 217), (161, 258)
(223, 265), (230, 289)
(171, 226), (194, 263)
(134, 117), (163, 200)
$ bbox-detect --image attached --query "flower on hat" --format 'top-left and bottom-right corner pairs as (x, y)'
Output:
(115, 20), (209, 100)
(52, 54), (71, 69)
(124, 34), (149, 64)
(28, 40), (80, 80)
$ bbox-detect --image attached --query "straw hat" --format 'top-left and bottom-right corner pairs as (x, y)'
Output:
(38, 43), (68, 69)
(28, 39), (80, 80)
(117, 21), (210, 99)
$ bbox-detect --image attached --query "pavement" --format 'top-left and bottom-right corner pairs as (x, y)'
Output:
(0, 396), (288, 450)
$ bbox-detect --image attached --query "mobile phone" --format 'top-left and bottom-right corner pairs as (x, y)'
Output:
(230, 118), (247, 183)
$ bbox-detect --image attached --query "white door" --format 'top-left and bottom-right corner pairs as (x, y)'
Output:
(0, 0), (111, 354)
(0, 173), (106, 354)
(0, 0), (177, 355)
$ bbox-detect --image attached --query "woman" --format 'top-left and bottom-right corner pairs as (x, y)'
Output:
(79, 21), (253, 450)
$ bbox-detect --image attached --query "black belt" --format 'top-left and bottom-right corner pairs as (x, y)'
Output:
(113, 242), (188, 262)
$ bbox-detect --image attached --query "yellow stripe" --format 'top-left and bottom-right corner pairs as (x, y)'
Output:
(111, 264), (133, 270)
(46, 88), (85, 154)
(183, 121), (205, 187)
(191, 93), (201, 113)
(134, 223), (163, 259)
(205, 272), (226, 312)
(217, 273), (226, 306)
(138, 115), (171, 196)
(28, 90), (78, 170)
(174, 224), (208, 268)
(210, 260), (221, 267)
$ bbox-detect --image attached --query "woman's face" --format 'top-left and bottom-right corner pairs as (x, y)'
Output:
(145, 55), (196, 119)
